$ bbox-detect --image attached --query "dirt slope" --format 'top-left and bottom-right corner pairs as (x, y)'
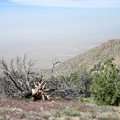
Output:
(42, 39), (120, 78)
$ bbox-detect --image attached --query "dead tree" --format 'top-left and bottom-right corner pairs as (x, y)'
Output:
(31, 81), (51, 101)
(0, 54), (49, 99)
(45, 76), (80, 100)
(51, 58), (60, 73)
(0, 55), (68, 100)
(0, 55), (81, 101)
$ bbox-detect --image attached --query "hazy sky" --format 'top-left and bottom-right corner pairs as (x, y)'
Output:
(0, 0), (120, 68)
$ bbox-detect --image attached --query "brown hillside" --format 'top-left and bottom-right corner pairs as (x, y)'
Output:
(42, 39), (120, 78)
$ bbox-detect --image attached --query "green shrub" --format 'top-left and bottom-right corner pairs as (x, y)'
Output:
(90, 58), (120, 106)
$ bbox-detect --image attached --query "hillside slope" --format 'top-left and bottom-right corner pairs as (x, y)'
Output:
(42, 39), (120, 78)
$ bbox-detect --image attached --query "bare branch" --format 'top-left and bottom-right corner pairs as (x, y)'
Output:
(51, 58), (60, 73)
(3, 71), (24, 92)
(0, 55), (39, 97)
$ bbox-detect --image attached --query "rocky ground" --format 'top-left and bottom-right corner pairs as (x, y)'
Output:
(0, 98), (120, 120)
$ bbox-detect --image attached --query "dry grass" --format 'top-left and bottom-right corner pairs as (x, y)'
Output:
(0, 98), (120, 120)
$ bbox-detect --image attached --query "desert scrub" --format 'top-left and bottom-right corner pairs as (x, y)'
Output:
(50, 110), (61, 118)
(56, 116), (70, 120)
(40, 111), (51, 119)
(19, 111), (26, 119)
(99, 116), (120, 120)
(78, 98), (94, 104)
(28, 111), (41, 120)
(62, 108), (81, 117)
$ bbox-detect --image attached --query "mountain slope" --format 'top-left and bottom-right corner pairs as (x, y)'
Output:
(42, 39), (120, 78)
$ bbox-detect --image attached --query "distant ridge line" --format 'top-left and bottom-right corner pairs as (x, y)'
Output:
(42, 39), (120, 78)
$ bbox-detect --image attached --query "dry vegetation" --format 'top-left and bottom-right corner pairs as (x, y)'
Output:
(0, 97), (120, 120)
